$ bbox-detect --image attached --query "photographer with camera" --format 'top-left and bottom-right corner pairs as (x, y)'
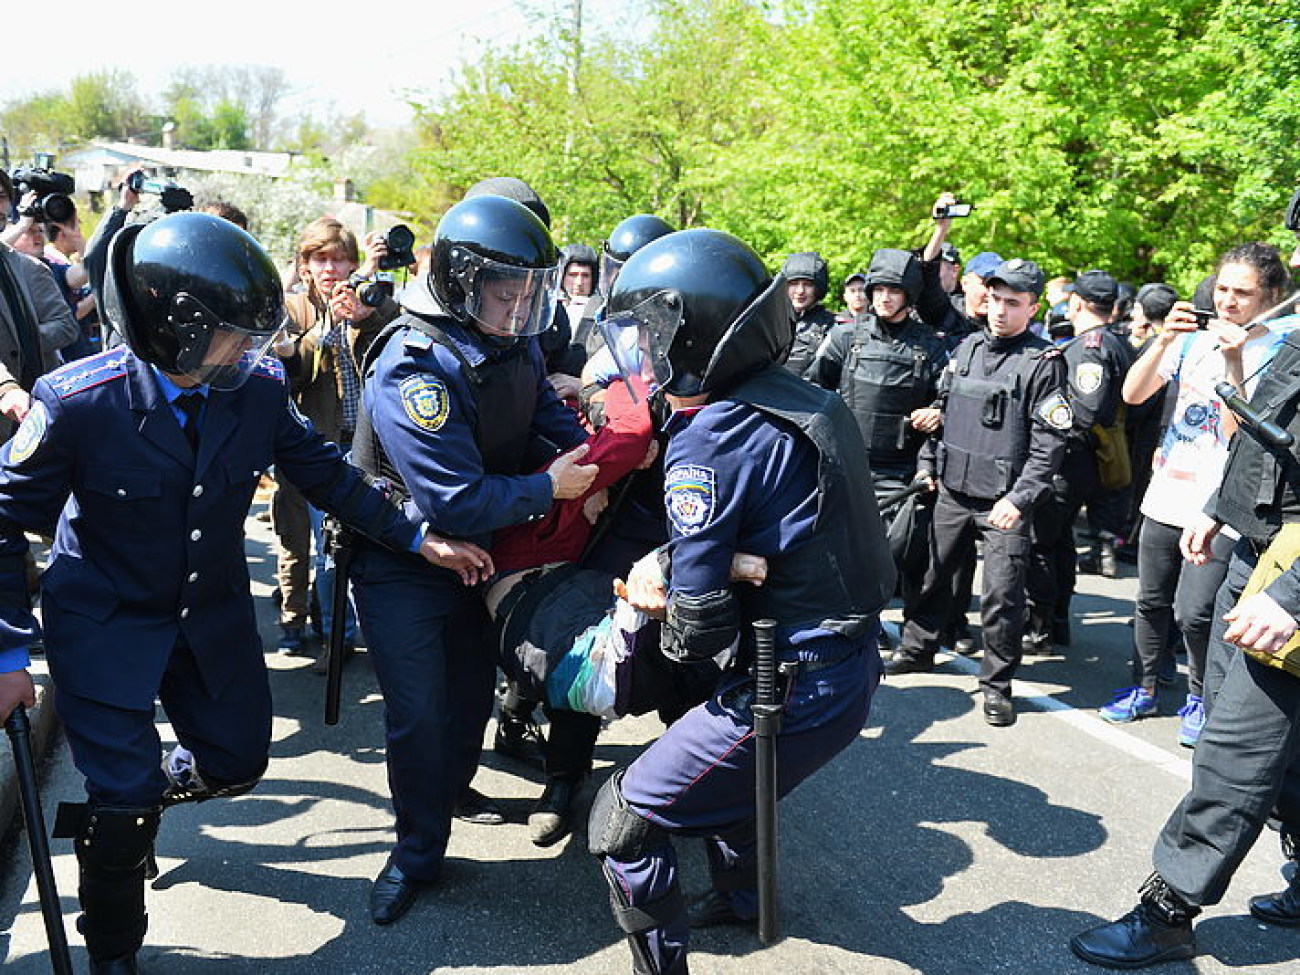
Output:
(0, 171), (79, 438)
(270, 217), (403, 667)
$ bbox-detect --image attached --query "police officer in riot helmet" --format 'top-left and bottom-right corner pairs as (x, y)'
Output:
(590, 228), (894, 975)
(350, 193), (596, 924)
(781, 250), (837, 377)
(0, 211), (479, 972)
(600, 214), (674, 296)
(807, 248), (948, 634)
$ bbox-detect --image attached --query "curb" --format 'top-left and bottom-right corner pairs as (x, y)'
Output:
(0, 670), (61, 841)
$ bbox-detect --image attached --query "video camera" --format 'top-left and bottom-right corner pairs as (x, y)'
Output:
(126, 170), (194, 214)
(934, 201), (974, 220)
(9, 167), (76, 224)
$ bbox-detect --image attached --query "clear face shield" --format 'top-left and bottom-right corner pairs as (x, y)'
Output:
(170, 292), (283, 390)
(599, 290), (684, 400)
(455, 253), (561, 338)
(599, 250), (625, 297)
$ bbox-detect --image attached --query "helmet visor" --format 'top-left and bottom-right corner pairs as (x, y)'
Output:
(599, 252), (625, 296)
(459, 256), (561, 337)
(171, 293), (284, 390)
(599, 290), (684, 396)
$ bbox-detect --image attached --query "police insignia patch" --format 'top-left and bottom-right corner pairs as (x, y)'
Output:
(665, 464), (716, 536)
(400, 375), (450, 431)
(1036, 392), (1074, 431)
(1075, 362), (1103, 395)
(9, 401), (47, 465)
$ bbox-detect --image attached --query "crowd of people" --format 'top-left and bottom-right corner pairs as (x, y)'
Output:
(0, 167), (1298, 975)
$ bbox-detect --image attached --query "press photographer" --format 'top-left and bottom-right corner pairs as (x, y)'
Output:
(0, 170), (80, 436)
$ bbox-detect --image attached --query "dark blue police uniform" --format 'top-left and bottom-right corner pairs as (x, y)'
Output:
(351, 313), (586, 883)
(0, 347), (421, 806)
(597, 367), (893, 975)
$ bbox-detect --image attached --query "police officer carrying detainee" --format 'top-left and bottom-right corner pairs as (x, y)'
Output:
(587, 228), (895, 975)
(1071, 317), (1300, 969)
(886, 259), (1070, 726)
(0, 211), (488, 973)
(350, 193), (598, 925)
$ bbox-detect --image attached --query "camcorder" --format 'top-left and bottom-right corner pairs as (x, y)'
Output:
(934, 201), (974, 220)
(126, 170), (194, 214)
(377, 224), (416, 271)
(10, 167), (76, 224)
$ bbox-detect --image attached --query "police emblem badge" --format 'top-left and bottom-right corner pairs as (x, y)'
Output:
(1036, 391), (1074, 431)
(665, 464), (716, 536)
(1075, 362), (1103, 395)
(400, 376), (451, 431)
(9, 401), (47, 465)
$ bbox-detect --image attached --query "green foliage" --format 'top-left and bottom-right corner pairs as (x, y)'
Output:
(398, 0), (1300, 292)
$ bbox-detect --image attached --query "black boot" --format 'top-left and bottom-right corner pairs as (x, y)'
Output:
(494, 707), (546, 770)
(1249, 829), (1300, 926)
(1070, 873), (1197, 969)
(528, 776), (581, 847)
(75, 805), (162, 974)
(884, 646), (935, 676)
(1022, 605), (1053, 656)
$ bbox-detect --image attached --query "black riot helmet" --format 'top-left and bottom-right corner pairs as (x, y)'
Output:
(601, 214), (674, 294)
(781, 251), (829, 303)
(602, 228), (794, 398)
(102, 211), (284, 390)
(864, 248), (923, 306)
(430, 194), (561, 338)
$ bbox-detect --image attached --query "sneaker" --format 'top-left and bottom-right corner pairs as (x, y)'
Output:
(1100, 686), (1157, 723)
(277, 625), (307, 655)
(1177, 694), (1205, 748)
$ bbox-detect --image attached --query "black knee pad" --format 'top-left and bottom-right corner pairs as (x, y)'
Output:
(74, 805), (162, 872)
(588, 769), (670, 860)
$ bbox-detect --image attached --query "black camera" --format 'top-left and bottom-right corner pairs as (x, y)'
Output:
(10, 167), (77, 224)
(347, 271), (395, 308)
(126, 170), (194, 214)
(934, 201), (974, 220)
(377, 224), (416, 271)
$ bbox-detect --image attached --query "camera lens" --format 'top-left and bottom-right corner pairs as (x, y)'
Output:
(42, 194), (75, 225)
(386, 225), (415, 250)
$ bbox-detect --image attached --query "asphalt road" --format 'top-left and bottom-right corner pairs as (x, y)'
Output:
(2, 513), (1297, 974)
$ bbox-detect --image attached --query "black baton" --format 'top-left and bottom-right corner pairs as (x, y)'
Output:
(752, 618), (782, 945)
(323, 518), (355, 726)
(5, 704), (74, 974)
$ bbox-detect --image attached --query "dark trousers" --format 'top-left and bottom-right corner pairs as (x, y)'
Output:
(1028, 449), (1099, 619)
(607, 637), (879, 975)
(56, 639), (272, 806)
(1131, 518), (1233, 696)
(901, 486), (1032, 693)
(351, 543), (495, 882)
(1154, 540), (1300, 905)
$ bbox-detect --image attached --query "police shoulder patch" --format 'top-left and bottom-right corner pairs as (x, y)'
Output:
(400, 375), (451, 431)
(1036, 391), (1074, 430)
(8, 401), (48, 465)
(1074, 361), (1104, 395)
(665, 464), (717, 536)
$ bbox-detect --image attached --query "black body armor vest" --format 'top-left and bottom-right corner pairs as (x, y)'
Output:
(840, 315), (939, 471)
(730, 366), (895, 638)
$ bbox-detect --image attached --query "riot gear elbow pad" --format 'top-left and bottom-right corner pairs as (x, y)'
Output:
(662, 589), (739, 662)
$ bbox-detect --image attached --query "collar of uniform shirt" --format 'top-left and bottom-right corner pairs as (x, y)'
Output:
(663, 404), (706, 436)
(150, 365), (209, 424)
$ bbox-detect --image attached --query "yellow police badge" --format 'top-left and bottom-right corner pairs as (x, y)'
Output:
(400, 376), (451, 432)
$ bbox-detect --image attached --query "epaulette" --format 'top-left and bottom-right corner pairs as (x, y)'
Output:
(46, 350), (130, 399)
(250, 356), (286, 382)
(1042, 345), (1064, 358)
(403, 330), (434, 353)
(1084, 329), (1104, 349)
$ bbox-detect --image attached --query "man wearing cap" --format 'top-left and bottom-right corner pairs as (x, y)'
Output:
(1025, 270), (1134, 652)
(836, 271), (869, 325)
(886, 259), (1070, 726)
(782, 251), (838, 377)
